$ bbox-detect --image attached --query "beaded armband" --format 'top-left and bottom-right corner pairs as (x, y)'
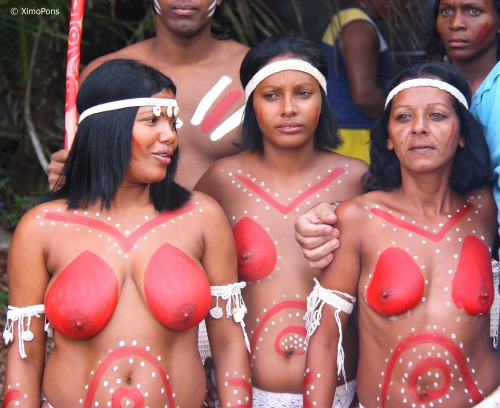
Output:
(3, 304), (49, 358)
(304, 278), (356, 383)
(491, 259), (499, 349)
(210, 282), (250, 352)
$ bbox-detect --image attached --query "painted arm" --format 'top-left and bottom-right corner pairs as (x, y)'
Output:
(3, 209), (50, 406)
(303, 201), (360, 407)
(199, 194), (252, 407)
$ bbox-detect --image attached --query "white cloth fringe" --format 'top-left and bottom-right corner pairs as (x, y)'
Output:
(304, 278), (356, 383)
(210, 282), (250, 352)
(3, 304), (47, 358)
(491, 259), (499, 349)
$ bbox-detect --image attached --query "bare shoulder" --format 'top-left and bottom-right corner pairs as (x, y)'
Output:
(195, 151), (251, 192)
(215, 37), (249, 58)
(80, 39), (155, 83)
(335, 190), (379, 224)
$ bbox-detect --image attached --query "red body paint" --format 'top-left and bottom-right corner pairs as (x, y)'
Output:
(380, 332), (483, 407)
(201, 89), (242, 133)
(233, 217), (276, 281)
(235, 167), (345, 214)
(249, 300), (306, 357)
(227, 377), (253, 408)
(273, 325), (307, 356)
(2, 390), (22, 408)
(408, 358), (451, 402)
(452, 235), (493, 315)
(366, 247), (425, 316)
(45, 251), (119, 339)
(111, 388), (144, 408)
(44, 203), (194, 252)
(370, 204), (471, 242)
(131, 136), (145, 153)
(83, 346), (175, 407)
(303, 369), (317, 408)
(144, 243), (211, 330)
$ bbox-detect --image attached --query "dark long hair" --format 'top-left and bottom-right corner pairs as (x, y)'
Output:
(239, 33), (342, 152)
(427, 0), (500, 61)
(364, 61), (491, 194)
(44, 59), (190, 212)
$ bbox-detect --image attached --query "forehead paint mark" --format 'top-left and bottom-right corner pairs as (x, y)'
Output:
(370, 203), (472, 242)
(476, 22), (494, 45)
(2, 389), (22, 407)
(83, 346), (175, 407)
(380, 332), (483, 407)
(43, 203), (195, 252)
(132, 136), (145, 153)
(201, 89), (242, 133)
(249, 300), (306, 356)
(235, 166), (345, 214)
(446, 122), (456, 148)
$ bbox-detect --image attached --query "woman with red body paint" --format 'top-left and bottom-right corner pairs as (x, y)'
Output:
(195, 34), (368, 407)
(2, 59), (251, 408)
(304, 62), (500, 407)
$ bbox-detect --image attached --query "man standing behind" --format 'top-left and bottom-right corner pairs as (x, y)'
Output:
(49, 0), (249, 189)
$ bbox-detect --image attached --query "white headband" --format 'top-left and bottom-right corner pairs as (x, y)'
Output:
(385, 78), (468, 109)
(78, 98), (180, 123)
(244, 59), (327, 101)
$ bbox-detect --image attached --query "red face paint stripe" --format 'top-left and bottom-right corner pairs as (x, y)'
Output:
(226, 378), (253, 408)
(235, 167), (345, 214)
(370, 203), (472, 242)
(2, 389), (22, 408)
(476, 23), (494, 44)
(201, 89), (242, 133)
(83, 346), (175, 408)
(250, 300), (306, 355)
(380, 332), (483, 407)
(44, 203), (195, 252)
(131, 136), (145, 153)
(446, 122), (456, 148)
(273, 325), (307, 356)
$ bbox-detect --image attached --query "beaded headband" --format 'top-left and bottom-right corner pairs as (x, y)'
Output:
(385, 78), (468, 109)
(78, 98), (180, 124)
(244, 59), (327, 101)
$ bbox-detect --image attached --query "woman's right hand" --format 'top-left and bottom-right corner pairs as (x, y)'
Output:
(294, 202), (341, 269)
(47, 149), (69, 190)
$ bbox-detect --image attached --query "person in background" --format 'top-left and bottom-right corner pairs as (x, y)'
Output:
(3, 59), (251, 408)
(320, 0), (395, 163)
(48, 0), (249, 190)
(304, 61), (500, 407)
(195, 34), (368, 407)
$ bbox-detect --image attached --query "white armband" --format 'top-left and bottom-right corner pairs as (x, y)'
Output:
(304, 278), (356, 383)
(491, 260), (499, 349)
(3, 304), (49, 358)
(210, 282), (250, 352)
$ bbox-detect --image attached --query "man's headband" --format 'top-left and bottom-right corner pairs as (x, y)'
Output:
(385, 78), (468, 109)
(244, 59), (327, 101)
(78, 98), (180, 124)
